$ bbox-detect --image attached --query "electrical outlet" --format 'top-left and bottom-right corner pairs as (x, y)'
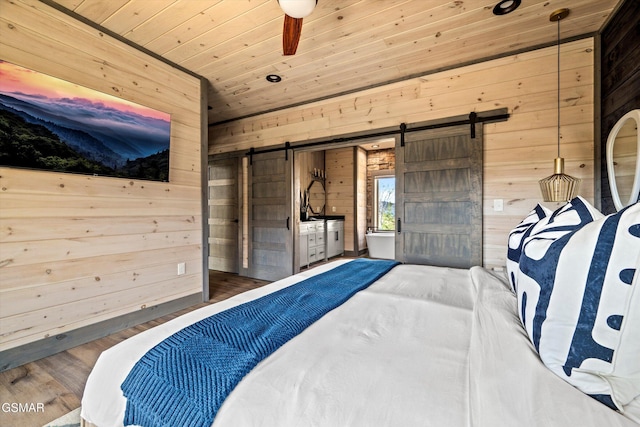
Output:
(493, 199), (504, 212)
(332, 206), (336, 212)
(177, 262), (186, 276)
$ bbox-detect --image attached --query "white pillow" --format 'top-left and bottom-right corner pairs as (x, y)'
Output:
(506, 204), (551, 292)
(517, 199), (640, 411)
(468, 267), (639, 425)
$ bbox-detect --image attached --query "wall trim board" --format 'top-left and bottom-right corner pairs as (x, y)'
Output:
(594, 33), (603, 211)
(352, 147), (359, 254)
(200, 77), (210, 301)
(0, 293), (202, 372)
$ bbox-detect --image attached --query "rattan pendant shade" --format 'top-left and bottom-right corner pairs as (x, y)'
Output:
(539, 8), (580, 202)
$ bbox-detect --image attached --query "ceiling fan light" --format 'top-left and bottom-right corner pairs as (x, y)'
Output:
(279, 0), (316, 19)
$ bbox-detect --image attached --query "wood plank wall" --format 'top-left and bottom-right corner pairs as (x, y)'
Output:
(325, 147), (356, 253)
(0, 0), (203, 354)
(296, 151), (325, 216)
(209, 38), (596, 268)
(600, 0), (640, 214)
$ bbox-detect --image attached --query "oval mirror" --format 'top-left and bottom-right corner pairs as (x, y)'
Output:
(307, 179), (325, 215)
(606, 109), (640, 211)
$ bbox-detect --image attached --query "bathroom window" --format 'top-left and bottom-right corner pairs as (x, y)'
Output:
(374, 175), (395, 231)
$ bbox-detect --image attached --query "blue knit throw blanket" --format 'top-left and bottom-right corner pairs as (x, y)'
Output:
(121, 258), (399, 427)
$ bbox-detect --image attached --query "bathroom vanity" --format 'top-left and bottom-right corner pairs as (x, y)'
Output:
(300, 220), (325, 267)
(299, 217), (344, 268)
(325, 219), (344, 259)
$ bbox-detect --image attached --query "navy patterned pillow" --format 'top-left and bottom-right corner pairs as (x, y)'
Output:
(516, 199), (640, 411)
(506, 204), (551, 292)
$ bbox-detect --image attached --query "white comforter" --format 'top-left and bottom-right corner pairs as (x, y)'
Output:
(82, 260), (638, 426)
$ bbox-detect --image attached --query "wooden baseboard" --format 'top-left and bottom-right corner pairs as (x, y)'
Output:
(0, 293), (202, 372)
(343, 250), (361, 257)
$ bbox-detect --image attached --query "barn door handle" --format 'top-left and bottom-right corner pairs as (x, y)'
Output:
(397, 218), (401, 233)
(286, 216), (290, 230)
(232, 219), (239, 223)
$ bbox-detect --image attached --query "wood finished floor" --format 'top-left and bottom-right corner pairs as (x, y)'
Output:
(0, 270), (270, 427)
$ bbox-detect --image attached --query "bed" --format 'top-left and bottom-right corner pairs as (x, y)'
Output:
(82, 108), (640, 426)
(81, 199), (640, 427)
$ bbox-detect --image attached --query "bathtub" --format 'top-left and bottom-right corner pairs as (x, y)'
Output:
(365, 232), (395, 260)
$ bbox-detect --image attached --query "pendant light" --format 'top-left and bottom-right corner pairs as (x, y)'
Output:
(539, 8), (581, 202)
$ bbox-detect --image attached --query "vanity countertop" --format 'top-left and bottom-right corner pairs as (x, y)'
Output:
(302, 215), (345, 222)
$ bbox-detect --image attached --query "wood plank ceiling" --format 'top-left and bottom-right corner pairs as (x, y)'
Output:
(48, 0), (622, 125)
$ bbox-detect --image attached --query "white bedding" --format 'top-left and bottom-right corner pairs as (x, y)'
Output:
(468, 267), (639, 426)
(81, 260), (638, 426)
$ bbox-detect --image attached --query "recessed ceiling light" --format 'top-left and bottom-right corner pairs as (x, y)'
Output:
(493, 0), (521, 16)
(266, 74), (282, 83)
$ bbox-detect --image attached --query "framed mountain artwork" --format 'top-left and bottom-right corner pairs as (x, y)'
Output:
(0, 60), (171, 182)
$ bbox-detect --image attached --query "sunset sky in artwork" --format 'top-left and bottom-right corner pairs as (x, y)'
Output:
(0, 60), (169, 122)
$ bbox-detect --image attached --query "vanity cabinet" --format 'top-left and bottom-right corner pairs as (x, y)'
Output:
(309, 221), (326, 264)
(299, 221), (325, 267)
(326, 220), (344, 259)
(299, 219), (344, 268)
(299, 231), (308, 268)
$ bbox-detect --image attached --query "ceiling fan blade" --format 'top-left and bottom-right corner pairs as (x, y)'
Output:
(283, 14), (303, 55)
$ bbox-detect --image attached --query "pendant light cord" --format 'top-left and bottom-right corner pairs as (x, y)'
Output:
(556, 18), (561, 158)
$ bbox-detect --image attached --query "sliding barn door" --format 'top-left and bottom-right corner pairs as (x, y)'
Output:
(247, 151), (294, 281)
(396, 124), (482, 268)
(208, 157), (239, 273)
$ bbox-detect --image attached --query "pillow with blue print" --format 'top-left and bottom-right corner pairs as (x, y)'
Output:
(515, 196), (603, 344)
(506, 204), (552, 293)
(506, 197), (602, 293)
(526, 195), (603, 240)
(516, 200), (640, 412)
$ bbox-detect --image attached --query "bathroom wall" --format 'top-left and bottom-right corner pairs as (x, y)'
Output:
(356, 148), (367, 253)
(296, 151), (325, 218)
(325, 147), (355, 253)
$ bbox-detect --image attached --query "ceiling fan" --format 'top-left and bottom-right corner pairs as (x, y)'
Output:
(278, 0), (317, 55)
